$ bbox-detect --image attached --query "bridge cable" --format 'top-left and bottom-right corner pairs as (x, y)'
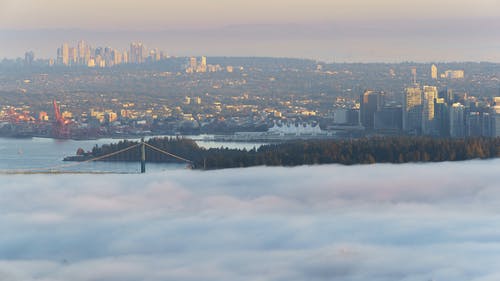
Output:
(143, 142), (193, 164)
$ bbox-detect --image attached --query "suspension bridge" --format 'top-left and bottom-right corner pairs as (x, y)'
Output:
(0, 138), (194, 175)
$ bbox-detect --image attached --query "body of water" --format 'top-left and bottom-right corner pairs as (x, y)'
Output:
(0, 136), (267, 173)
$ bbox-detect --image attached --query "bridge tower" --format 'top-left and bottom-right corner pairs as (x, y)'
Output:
(141, 138), (146, 173)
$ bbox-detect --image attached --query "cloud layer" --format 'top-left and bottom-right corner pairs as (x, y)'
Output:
(1, 160), (500, 280)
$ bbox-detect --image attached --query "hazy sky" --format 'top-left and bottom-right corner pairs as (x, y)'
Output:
(1, 0), (500, 61)
(1, 160), (500, 280)
(1, 0), (500, 29)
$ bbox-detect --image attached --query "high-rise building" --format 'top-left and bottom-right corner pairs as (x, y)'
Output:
(403, 85), (422, 135)
(493, 98), (500, 137)
(482, 112), (495, 137)
(450, 103), (465, 137)
(130, 42), (144, 64)
(199, 56), (207, 72)
(103, 47), (113, 66)
(439, 88), (454, 105)
(434, 98), (449, 137)
(56, 48), (62, 64)
(84, 48), (91, 65)
(466, 111), (493, 137)
(411, 67), (417, 84)
(431, 64), (438, 80)
(61, 43), (69, 66)
(112, 50), (122, 65)
(444, 70), (465, 79)
(95, 55), (104, 68)
(149, 48), (161, 62)
(359, 90), (383, 131)
(422, 86), (438, 135)
(374, 105), (403, 135)
(24, 51), (35, 65)
(95, 47), (103, 58)
(122, 51), (129, 64)
(68, 47), (77, 65)
(190, 57), (197, 71)
(77, 40), (87, 64)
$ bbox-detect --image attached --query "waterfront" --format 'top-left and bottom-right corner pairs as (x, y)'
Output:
(0, 136), (267, 173)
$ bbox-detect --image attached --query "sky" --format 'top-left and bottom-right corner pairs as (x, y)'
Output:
(1, 0), (500, 61)
(1, 0), (500, 29)
(1, 160), (500, 280)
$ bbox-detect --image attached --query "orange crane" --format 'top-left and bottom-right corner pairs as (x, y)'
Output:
(52, 100), (71, 138)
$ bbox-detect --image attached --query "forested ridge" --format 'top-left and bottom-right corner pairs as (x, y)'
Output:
(76, 136), (500, 170)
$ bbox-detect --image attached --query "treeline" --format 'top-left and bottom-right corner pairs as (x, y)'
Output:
(198, 137), (500, 169)
(82, 136), (500, 170)
(89, 137), (201, 163)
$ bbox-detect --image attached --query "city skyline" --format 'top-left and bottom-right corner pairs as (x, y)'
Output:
(2, 2), (500, 281)
(1, 0), (500, 62)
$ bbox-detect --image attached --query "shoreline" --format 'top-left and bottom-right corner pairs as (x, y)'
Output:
(62, 136), (500, 170)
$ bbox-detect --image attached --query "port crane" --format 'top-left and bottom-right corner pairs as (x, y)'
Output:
(52, 100), (71, 138)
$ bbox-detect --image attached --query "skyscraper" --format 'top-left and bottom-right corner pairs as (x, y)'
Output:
(439, 88), (454, 105)
(24, 51), (34, 65)
(190, 57), (197, 71)
(466, 111), (493, 137)
(148, 48), (161, 62)
(450, 103), (465, 137)
(103, 47), (113, 66)
(61, 43), (69, 66)
(434, 98), (449, 137)
(122, 51), (129, 64)
(77, 40), (87, 65)
(359, 90), (383, 131)
(374, 104), (403, 134)
(422, 85), (438, 135)
(112, 50), (122, 65)
(56, 47), (62, 65)
(411, 67), (417, 84)
(494, 104), (500, 137)
(68, 47), (77, 65)
(130, 42), (144, 64)
(403, 85), (422, 135)
(200, 56), (207, 72)
(431, 64), (438, 80)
